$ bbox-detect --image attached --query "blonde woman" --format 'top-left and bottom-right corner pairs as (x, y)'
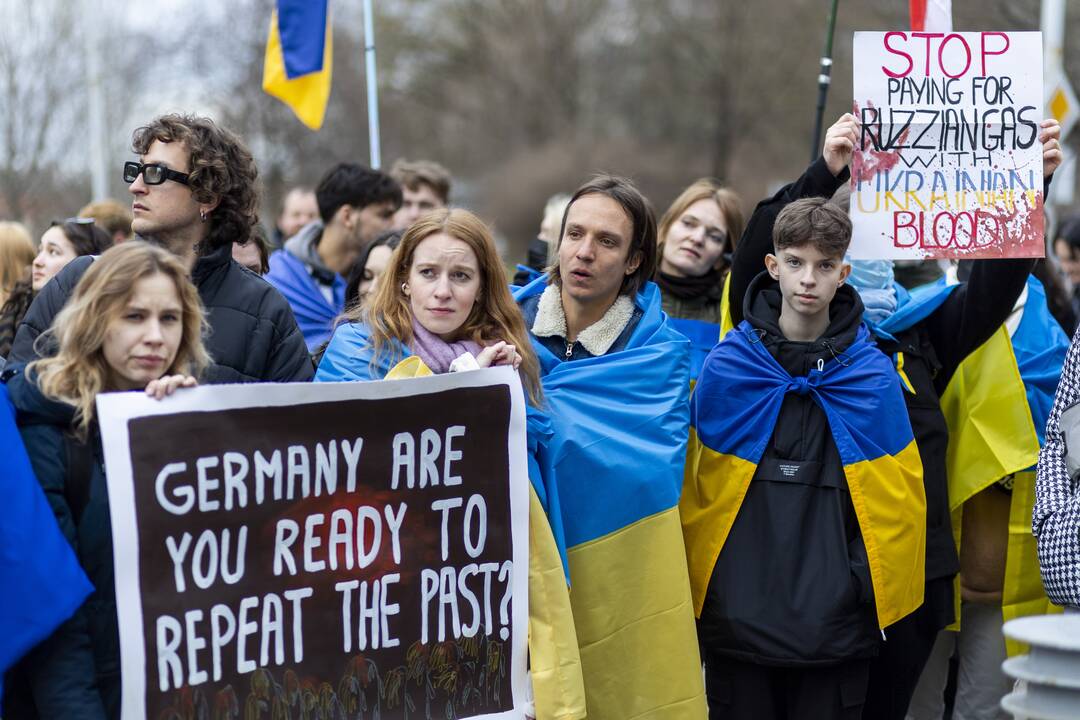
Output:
(655, 179), (744, 323)
(0, 221), (37, 356)
(0, 219), (111, 359)
(0, 221), (35, 306)
(1, 241), (208, 719)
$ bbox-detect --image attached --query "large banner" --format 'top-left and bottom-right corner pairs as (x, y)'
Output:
(850, 31), (1044, 259)
(98, 368), (530, 720)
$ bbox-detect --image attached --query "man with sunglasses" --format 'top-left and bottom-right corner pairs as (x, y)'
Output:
(8, 113), (312, 383)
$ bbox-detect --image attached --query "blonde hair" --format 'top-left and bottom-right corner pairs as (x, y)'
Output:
(0, 221), (35, 304)
(344, 208), (543, 404)
(28, 241), (210, 437)
(657, 179), (745, 274)
(78, 199), (133, 241)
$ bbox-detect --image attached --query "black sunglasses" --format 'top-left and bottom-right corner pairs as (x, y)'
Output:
(50, 217), (95, 227)
(123, 161), (190, 186)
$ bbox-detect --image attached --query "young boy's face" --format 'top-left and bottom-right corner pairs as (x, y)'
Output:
(765, 244), (851, 322)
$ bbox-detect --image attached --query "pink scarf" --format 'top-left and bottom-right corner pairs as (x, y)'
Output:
(409, 318), (483, 374)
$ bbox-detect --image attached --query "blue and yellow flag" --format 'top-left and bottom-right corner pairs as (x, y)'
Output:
(668, 317), (720, 380)
(682, 322), (926, 628)
(942, 276), (1070, 654)
(514, 277), (707, 720)
(263, 0), (333, 130)
(0, 384), (93, 697)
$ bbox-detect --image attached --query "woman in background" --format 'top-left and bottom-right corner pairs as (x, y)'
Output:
(0, 219), (111, 358)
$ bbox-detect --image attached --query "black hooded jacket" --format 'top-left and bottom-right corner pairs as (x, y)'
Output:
(728, 158), (1036, 603)
(697, 272), (881, 667)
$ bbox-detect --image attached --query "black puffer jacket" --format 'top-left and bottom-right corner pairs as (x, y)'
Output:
(8, 242), (313, 382)
(697, 272), (880, 666)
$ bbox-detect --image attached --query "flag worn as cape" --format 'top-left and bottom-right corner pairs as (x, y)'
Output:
(668, 317), (720, 380)
(263, 0), (333, 130)
(314, 321), (406, 383)
(0, 384), (93, 698)
(681, 321), (926, 628)
(514, 277), (707, 720)
(265, 249), (346, 351)
(942, 276), (1069, 654)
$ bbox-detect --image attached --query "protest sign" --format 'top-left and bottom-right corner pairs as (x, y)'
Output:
(97, 367), (530, 720)
(850, 31), (1044, 259)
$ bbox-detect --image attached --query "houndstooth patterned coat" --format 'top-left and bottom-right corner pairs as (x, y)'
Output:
(1034, 326), (1080, 608)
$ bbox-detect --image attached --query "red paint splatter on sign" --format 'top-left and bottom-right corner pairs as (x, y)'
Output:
(851, 101), (910, 185)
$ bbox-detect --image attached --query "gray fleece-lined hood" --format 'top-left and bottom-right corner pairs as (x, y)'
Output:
(285, 221), (335, 278)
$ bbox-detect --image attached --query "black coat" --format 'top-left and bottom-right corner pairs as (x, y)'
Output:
(8, 242), (314, 383)
(2, 368), (117, 719)
(698, 273), (881, 666)
(727, 158), (1035, 620)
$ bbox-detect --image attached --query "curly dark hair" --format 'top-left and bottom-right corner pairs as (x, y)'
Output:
(132, 114), (259, 253)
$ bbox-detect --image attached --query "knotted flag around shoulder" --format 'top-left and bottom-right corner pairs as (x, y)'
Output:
(0, 384), (93, 698)
(263, 0), (333, 130)
(513, 277), (707, 720)
(682, 322), (926, 628)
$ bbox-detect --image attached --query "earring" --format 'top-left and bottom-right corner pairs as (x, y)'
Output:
(401, 282), (409, 295)
(200, 210), (208, 222)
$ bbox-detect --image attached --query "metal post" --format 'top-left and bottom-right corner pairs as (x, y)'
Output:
(362, 0), (382, 169)
(810, 0), (840, 163)
(1042, 0), (1065, 71)
(84, 0), (108, 201)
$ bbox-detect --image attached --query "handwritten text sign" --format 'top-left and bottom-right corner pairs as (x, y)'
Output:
(850, 31), (1044, 259)
(98, 369), (530, 720)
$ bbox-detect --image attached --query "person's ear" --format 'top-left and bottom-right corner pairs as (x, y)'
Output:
(625, 249), (643, 276)
(335, 204), (354, 231)
(198, 195), (220, 221)
(838, 262), (852, 286)
(764, 253), (780, 280)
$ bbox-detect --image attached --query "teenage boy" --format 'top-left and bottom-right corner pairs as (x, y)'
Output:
(726, 115), (1062, 720)
(681, 196), (926, 719)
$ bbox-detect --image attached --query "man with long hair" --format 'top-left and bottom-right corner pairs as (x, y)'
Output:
(9, 114), (312, 382)
(513, 175), (707, 720)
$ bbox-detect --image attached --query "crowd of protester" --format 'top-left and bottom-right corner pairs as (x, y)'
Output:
(1, 108), (1079, 720)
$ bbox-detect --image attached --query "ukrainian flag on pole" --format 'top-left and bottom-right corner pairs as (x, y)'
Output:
(263, 0), (333, 130)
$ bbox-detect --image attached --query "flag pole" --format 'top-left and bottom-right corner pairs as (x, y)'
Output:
(362, 0), (382, 169)
(810, 0), (840, 162)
